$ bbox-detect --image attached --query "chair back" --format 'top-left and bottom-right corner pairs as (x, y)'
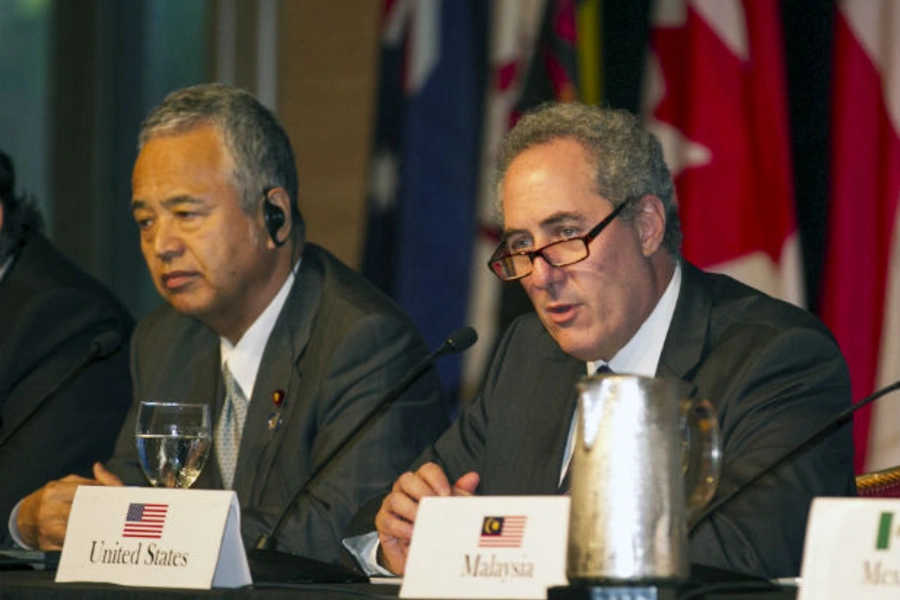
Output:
(856, 465), (900, 498)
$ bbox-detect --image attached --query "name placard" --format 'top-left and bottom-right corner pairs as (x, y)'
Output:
(400, 496), (569, 599)
(56, 486), (251, 589)
(798, 497), (900, 600)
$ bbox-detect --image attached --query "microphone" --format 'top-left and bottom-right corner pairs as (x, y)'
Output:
(248, 327), (477, 583)
(0, 330), (123, 447)
(690, 379), (900, 532)
(84, 330), (123, 362)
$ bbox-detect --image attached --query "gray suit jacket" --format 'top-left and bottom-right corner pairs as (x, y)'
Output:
(107, 243), (448, 564)
(360, 262), (854, 579)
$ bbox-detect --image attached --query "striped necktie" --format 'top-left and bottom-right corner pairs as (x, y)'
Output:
(215, 363), (249, 489)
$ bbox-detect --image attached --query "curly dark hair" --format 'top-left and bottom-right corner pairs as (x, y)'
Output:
(0, 149), (44, 264)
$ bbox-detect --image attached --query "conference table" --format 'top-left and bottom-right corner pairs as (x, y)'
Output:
(0, 569), (799, 600)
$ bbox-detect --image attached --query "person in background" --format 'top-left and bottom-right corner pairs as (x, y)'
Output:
(0, 149), (133, 547)
(14, 83), (449, 563)
(348, 103), (855, 579)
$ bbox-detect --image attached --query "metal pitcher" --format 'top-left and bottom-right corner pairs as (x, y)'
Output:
(566, 374), (721, 585)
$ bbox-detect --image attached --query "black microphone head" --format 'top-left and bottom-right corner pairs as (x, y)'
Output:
(90, 330), (123, 359)
(445, 326), (478, 354)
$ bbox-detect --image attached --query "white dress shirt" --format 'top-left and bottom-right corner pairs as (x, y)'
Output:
(219, 264), (297, 399)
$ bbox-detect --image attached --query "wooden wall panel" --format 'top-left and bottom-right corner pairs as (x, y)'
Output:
(276, 1), (379, 270)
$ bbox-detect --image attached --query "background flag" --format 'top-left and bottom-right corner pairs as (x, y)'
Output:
(363, 0), (487, 399)
(462, 0), (547, 399)
(643, 0), (804, 306)
(821, 0), (900, 472)
(463, 0), (586, 398)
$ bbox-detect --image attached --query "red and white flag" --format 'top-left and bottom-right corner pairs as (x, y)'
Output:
(643, 0), (804, 306)
(463, 0), (552, 398)
(821, 1), (900, 472)
(479, 515), (528, 548)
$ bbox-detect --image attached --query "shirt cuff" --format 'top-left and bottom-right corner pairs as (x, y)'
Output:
(342, 531), (396, 577)
(8, 499), (34, 549)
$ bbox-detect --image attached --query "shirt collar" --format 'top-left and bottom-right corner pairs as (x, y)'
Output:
(219, 260), (300, 400)
(587, 262), (682, 377)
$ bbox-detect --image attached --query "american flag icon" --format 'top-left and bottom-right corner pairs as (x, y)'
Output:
(479, 515), (527, 548)
(122, 503), (168, 539)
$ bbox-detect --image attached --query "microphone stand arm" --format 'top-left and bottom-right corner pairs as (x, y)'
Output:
(255, 344), (451, 550)
(690, 380), (900, 532)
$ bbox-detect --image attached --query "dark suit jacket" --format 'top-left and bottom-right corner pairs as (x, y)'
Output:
(106, 243), (448, 564)
(0, 234), (133, 545)
(359, 262), (854, 579)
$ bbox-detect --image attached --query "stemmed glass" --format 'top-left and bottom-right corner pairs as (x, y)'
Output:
(135, 401), (212, 488)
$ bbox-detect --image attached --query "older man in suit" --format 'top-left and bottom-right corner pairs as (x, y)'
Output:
(351, 103), (855, 579)
(15, 84), (448, 564)
(0, 150), (133, 546)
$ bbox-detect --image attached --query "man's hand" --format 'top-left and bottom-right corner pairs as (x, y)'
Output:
(16, 462), (124, 549)
(375, 462), (479, 575)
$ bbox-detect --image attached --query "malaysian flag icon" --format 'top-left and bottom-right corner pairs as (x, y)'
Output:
(479, 516), (527, 548)
(122, 503), (168, 539)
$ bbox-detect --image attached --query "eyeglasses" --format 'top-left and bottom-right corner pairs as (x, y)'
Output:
(487, 200), (630, 281)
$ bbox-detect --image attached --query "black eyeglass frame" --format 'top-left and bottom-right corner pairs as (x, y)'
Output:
(487, 198), (632, 281)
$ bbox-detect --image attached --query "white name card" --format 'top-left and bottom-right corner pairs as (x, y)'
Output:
(799, 497), (900, 600)
(400, 496), (569, 599)
(56, 486), (251, 589)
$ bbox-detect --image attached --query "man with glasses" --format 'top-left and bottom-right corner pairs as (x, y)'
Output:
(348, 103), (854, 579)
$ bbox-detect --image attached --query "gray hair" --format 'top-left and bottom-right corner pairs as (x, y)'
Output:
(138, 83), (303, 237)
(0, 149), (44, 263)
(494, 103), (681, 256)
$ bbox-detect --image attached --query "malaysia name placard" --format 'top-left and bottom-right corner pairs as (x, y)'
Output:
(56, 486), (250, 589)
(400, 496), (569, 599)
(799, 497), (900, 600)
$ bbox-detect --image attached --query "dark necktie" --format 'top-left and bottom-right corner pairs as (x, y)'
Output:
(593, 364), (613, 376)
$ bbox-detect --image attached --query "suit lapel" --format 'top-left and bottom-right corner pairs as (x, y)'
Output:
(186, 332), (224, 489)
(657, 262), (711, 381)
(499, 324), (583, 494)
(232, 252), (322, 506)
(0, 240), (55, 404)
(524, 355), (583, 493)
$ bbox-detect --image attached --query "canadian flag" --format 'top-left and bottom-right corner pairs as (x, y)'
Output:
(821, 1), (900, 472)
(643, 0), (804, 306)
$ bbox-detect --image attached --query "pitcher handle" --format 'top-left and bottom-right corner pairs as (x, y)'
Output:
(680, 398), (721, 526)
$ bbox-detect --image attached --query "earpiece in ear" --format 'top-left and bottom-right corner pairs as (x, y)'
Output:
(263, 196), (286, 247)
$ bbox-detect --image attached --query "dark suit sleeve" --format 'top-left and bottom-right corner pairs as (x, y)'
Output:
(342, 375), (489, 551)
(410, 319), (512, 481)
(239, 312), (448, 563)
(343, 321), (500, 552)
(0, 289), (133, 545)
(344, 314), (574, 552)
(688, 326), (855, 578)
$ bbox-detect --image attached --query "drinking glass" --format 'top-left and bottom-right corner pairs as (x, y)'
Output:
(135, 401), (212, 488)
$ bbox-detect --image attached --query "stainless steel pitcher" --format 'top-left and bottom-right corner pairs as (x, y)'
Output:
(566, 374), (721, 584)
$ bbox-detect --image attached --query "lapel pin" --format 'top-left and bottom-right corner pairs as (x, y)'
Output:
(272, 389), (285, 407)
(267, 412), (283, 432)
